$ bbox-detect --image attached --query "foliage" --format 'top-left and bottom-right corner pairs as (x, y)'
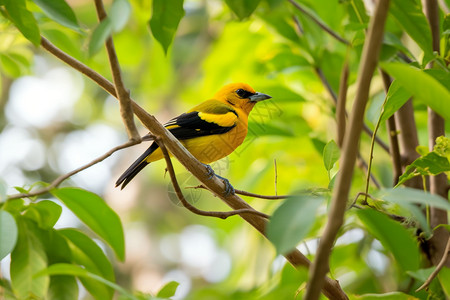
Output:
(0, 0), (449, 299)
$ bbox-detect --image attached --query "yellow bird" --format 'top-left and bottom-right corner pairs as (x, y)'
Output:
(116, 83), (272, 189)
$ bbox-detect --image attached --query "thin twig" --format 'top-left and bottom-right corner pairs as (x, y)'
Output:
(157, 138), (269, 219)
(364, 91), (390, 201)
(287, 0), (350, 45)
(94, 0), (140, 141)
(416, 237), (450, 291)
(39, 34), (348, 300)
(7, 140), (139, 200)
(305, 1), (390, 299)
(187, 185), (290, 200)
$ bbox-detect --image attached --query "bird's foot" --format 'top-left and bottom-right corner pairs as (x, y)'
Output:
(202, 163), (215, 180)
(201, 163), (235, 196)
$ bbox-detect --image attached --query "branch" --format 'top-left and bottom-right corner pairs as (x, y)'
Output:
(39, 35), (348, 300)
(7, 140), (139, 200)
(423, 0), (450, 267)
(94, 0), (140, 141)
(189, 185), (291, 200)
(157, 138), (269, 219)
(287, 0), (350, 45)
(305, 1), (390, 299)
(416, 237), (450, 291)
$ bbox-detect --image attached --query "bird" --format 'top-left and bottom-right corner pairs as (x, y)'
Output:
(115, 82), (272, 190)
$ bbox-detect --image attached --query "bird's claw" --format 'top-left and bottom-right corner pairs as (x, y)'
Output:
(202, 163), (215, 180)
(202, 163), (235, 196)
(218, 176), (235, 196)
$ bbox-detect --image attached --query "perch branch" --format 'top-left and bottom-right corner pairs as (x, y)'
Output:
(7, 140), (139, 200)
(305, 1), (390, 299)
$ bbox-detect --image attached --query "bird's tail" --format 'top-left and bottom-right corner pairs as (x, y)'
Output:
(115, 142), (159, 189)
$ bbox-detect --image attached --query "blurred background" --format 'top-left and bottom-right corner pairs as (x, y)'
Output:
(0, 0), (432, 298)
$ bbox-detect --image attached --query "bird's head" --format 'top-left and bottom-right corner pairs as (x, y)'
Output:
(214, 83), (272, 114)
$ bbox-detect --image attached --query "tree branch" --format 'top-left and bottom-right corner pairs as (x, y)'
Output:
(93, 0), (140, 141)
(189, 185), (291, 200)
(287, 0), (350, 45)
(7, 140), (139, 200)
(305, 1), (390, 299)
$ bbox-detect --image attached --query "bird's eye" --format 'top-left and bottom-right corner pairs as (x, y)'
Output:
(236, 89), (252, 98)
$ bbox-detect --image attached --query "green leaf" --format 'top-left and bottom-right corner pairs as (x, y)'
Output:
(267, 195), (324, 254)
(59, 228), (114, 300)
(380, 80), (410, 123)
(156, 281), (179, 298)
(148, 0), (185, 54)
(389, 0), (433, 63)
(0, 210), (18, 260)
(48, 275), (78, 300)
(3, 0), (40, 46)
(407, 267), (434, 282)
(59, 229), (114, 300)
(443, 14), (450, 64)
(354, 292), (420, 299)
(33, 0), (80, 31)
(109, 0), (131, 32)
(0, 54), (21, 78)
(323, 140), (340, 171)
(34, 263), (137, 300)
(89, 17), (113, 56)
(438, 267), (450, 298)
(377, 188), (450, 213)
(52, 188), (125, 261)
(356, 209), (420, 271)
(2, 198), (25, 215)
(397, 152), (450, 186)
(225, 0), (261, 20)
(10, 218), (49, 299)
(381, 63), (450, 121)
(59, 229), (114, 281)
(24, 200), (62, 230)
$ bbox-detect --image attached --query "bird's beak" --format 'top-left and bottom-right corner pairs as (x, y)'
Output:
(249, 92), (272, 102)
